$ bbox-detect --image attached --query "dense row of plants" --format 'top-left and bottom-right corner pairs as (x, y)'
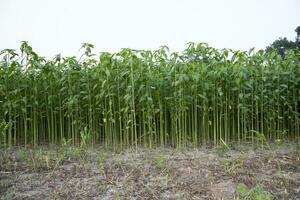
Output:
(0, 42), (299, 149)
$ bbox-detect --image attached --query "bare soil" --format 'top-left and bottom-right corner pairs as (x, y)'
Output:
(0, 143), (299, 199)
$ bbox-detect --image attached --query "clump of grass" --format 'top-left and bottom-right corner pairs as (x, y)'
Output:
(217, 138), (231, 156)
(224, 153), (245, 176)
(97, 151), (106, 170)
(237, 183), (274, 200)
(80, 127), (93, 148)
(29, 149), (47, 172)
(155, 155), (168, 170)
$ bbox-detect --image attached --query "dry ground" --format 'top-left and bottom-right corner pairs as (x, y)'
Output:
(0, 142), (299, 200)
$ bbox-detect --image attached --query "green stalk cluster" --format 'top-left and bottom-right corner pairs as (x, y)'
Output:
(0, 42), (299, 149)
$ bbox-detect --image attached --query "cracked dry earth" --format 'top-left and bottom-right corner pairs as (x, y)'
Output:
(0, 144), (300, 200)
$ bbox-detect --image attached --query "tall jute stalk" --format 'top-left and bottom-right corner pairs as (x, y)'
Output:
(0, 42), (299, 148)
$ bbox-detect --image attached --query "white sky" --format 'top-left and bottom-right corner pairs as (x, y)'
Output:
(0, 0), (299, 58)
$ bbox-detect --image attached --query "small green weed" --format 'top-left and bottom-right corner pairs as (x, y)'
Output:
(237, 183), (274, 200)
(155, 155), (167, 170)
(217, 138), (231, 156)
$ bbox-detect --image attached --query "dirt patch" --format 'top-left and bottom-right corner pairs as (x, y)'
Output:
(210, 180), (236, 199)
(0, 143), (300, 199)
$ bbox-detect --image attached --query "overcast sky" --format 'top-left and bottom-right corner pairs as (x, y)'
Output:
(0, 0), (299, 57)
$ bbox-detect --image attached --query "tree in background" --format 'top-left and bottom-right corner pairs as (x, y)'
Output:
(266, 26), (300, 57)
(295, 26), (300, 42)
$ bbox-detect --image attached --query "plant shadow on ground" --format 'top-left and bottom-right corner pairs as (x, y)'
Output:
(0, 142), (299, 200)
